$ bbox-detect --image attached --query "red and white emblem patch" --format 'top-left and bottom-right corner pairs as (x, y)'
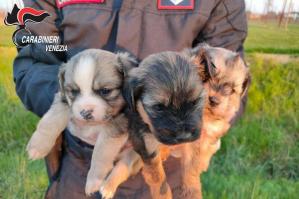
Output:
(157, 0), (194, 10)
(56, 0), (105, 8)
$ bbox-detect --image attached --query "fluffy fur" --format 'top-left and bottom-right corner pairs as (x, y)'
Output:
(26, 49), (143, 199)
(136, 44), (250, 199)
(191, 44), (250, 173)
(164, 44), (251, 199)
(26, 45), (250, 199)
(123, 51), (206, 199)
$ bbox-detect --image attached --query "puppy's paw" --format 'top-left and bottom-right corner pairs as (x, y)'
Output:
(99, 180), (117, 199)
(85, 178), (103, 196)
(27, 148), (48, 160)
(26, 132), (54, 160)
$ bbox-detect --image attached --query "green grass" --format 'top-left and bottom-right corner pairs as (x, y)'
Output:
(0, 25), (15, 47)
(0, 22), (298, 198)
(245, 21), (299, 54)
(0, 47), (46, 198)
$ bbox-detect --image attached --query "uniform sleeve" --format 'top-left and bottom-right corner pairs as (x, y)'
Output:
(195, 0), (248, 54)
(13, 0), (65, 117)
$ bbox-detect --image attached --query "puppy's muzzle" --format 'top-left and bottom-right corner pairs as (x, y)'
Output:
(156, 128), (200, 145)
(80, 109), (94, 121)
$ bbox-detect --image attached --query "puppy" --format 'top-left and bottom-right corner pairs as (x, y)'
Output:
(123, 51), (206, 199)
(164, 44), (251, 199)
(192, 44), (250, 173)
(26, 49), (143, 198)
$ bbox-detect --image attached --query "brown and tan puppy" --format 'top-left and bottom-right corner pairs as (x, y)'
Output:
(26, 49), (143, 199)
(193, 44), (250, 173)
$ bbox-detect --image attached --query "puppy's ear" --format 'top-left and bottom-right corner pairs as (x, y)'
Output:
(116, 52), (139, 78)
(195, 47), (216, 82)
(241, 71), (251, 98)
(122, 68), (144, 112)
(58, 63), (67, 102)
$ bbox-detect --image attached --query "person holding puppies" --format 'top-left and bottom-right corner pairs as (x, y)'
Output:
(13, 0), (248, 198)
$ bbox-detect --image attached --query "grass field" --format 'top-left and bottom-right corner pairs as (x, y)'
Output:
(0, 21), (298, 199)
(244, 21), (299, 54)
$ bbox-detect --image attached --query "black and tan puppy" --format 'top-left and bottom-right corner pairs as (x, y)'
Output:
(123, 51), (206, 199)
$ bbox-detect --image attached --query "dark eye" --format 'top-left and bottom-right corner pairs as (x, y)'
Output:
(191, 98), (199, 106)
(222, 84), (234, 95)
(97, 88), (112, 96)
(153, 104), (164, 111)
(71, 89), (80, 97)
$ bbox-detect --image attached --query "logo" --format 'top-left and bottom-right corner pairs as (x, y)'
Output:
(170, 0), (184, 5)
(4, 4), (50, 47)
(157, 0), (194, 10)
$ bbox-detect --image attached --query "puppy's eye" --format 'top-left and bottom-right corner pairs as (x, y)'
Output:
(190, 98), (199, 106)
(222, 84), (234, 95)
(71, 89), (80, 97)
(153, 104), (165, 111)
(96, 88), (112, 96)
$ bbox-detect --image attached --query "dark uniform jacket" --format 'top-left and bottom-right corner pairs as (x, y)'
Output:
(13, 0), (247, 198)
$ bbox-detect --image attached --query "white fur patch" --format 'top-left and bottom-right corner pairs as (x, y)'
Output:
(74, 57), (95, 95)
(72, 57), (109, 122)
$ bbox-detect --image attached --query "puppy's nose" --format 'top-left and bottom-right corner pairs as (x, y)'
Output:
(209, 96), (220, 107)
(158, 128), (176, 138)
(80, 109), (94, 120)
(190, 128), (200, 136)
(178, 127), (200, 139)
(176, 132), (193, 140)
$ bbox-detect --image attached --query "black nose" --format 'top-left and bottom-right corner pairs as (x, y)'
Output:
(191, 127), (199, 136)
(158, 128), (176, 138)
(80, 109), (94, 120)
(156, 127), (200, 145)
(209, 96), (220, 107)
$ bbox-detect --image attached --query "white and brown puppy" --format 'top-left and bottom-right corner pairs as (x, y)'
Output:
(26, 49), (142, 198)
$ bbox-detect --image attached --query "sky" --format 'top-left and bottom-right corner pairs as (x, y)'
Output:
(0, 0), (298, 14)
(0, 0), (23, 12)
(245, 0), (299, 14)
